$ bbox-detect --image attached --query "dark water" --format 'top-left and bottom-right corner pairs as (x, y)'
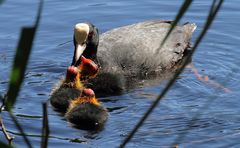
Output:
(1, 0), (240, 147)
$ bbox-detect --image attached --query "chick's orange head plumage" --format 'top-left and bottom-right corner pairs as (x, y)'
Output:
(68, 88), (101, 110)
(79, 56), (98, 78)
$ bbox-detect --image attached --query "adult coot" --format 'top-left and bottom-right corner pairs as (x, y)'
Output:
(72, 20), (197, 96)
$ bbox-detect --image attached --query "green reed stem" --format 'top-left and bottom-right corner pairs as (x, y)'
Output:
(120, 0), (224, 147)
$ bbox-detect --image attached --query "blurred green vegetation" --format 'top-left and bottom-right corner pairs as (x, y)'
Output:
(0, 142), (13, 148)
(0, 0), (43, 147)
(0, 0), (5, 5)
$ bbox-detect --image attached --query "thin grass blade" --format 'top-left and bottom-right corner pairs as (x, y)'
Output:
(156, 0), (192, 54)
(8, 111), (32, 148)
(171, 0), (225, 145)
(120, 0), (192, 147)
(41, 102), (49, 148)
(120, 0), (224, 147)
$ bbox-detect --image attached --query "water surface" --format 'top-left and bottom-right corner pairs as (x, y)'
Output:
(0, 0), (240, 147)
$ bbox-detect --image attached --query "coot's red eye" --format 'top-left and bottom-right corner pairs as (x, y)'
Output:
(88, 31), (93, 38)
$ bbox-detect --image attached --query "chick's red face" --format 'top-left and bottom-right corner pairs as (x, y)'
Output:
(82, 88), (95, 98)
(67, 66), (78, 79)
(80, 56), (98, 78)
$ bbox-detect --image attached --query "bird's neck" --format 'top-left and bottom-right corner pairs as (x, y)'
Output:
(64, 73), (83, 89)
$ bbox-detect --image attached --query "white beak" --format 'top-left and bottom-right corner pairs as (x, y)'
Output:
(74, 43), (86, 64)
